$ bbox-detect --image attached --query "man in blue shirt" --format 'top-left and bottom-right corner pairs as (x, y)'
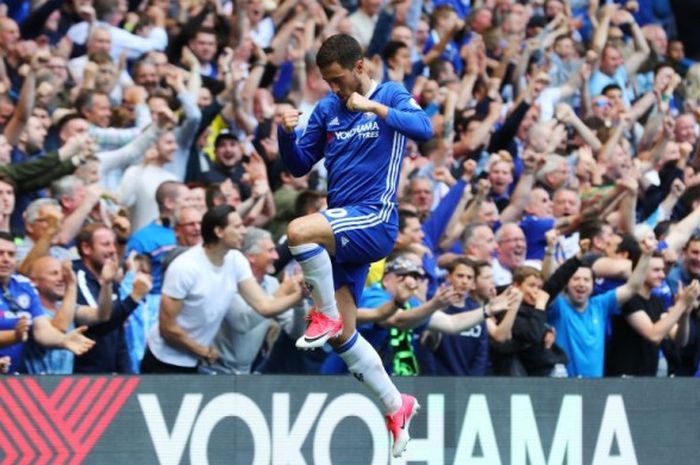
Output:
(124, 180), (187, 372)
(24, 256), (117, 374)
(278, 33), (432, 458)
(547, 237), (656, 377)
(0, 232), (94, 373)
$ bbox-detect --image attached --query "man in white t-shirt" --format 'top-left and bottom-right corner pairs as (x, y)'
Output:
(204, 227), (307, 374)
(141, 205), (303, 373)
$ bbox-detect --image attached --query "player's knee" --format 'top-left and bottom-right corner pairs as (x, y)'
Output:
(287, 218), (309, 246)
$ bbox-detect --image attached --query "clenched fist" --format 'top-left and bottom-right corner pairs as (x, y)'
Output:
(281, 109), (303, 134)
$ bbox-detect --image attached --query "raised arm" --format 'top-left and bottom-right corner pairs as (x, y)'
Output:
(615, 237), (655, 306)
(543, 240), (590, 304)
(278, 107), (327, 176)
(238, 275), (303, 317)
(428, 288), (522, 335)
(346, 85), (432, 142)
(619, 11), (650, 77)
(380, 284), (455, 331)
(3, 64), (36, 145)
(555, 102), (602, 152)
(500, 150), (539, 223)
(627, 280), (700, 345)
(32, 318), (95, 355)
(486, 288), (524, 343)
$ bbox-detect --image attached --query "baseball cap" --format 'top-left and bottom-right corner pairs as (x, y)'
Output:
(385, 256), (424, 277)
(214, 129), (237, 147)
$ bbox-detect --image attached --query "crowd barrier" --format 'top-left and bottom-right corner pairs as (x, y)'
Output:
(0, 375), (697, 464)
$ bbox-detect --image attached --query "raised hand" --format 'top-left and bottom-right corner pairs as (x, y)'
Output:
(639, 235), (658, 255)
(281, 109), (302, 133)
(346, 92), (376, 113)
(670, 178), (686, 198)
(155, 107), (177, 130)
(555, 102), (574, 123)
(63, 326), (96, 355)
(534, 288), (550, 310)
(14, 317), (29, 343)
(677, 280), (700, 309)
(545, 228), (560, 250)
(99, 258), (119, 286)
(489, 287), (520, 314)
(181, 46), (199, 69)
(131, 272), (153, 301)
(61, 261), (77, 287)
(243, 151), (269, 185)
(58, 134), (96, 162)
(433, 166), (456, 186)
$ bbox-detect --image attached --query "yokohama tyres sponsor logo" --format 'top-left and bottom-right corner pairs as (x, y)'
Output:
(0, 377), (139, 464)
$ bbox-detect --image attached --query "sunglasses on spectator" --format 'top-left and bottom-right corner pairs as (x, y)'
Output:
(593, 100), (611, 108)
(398, 272), (426, 281)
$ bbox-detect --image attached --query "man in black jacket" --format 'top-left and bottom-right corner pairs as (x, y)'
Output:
(72, 223), (151, 373)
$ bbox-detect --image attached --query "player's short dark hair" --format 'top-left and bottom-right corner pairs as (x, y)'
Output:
(75, 90), (108, 115)
(54, 112), (85, 134)
(684, 234), (700, 251)
(294, 190), (325, 217)
(316, 34), (362, 70)
(383, 40), (408, 62)
(579, 218), (605, 243)
(76, 223), (112, 258)
(0, 231), (14, 244)
(445, 256), (475, 274)
(472, 260), (492, 279)
(192, 26), (217, 39)
(398, 210), (420, 231)
(601, 83), (622, 96)
(617, 234), (641, 266)
(201, 205), (236, 245)
(513, 266), (542, 285)
(0, 174), (16, 193)
(654, 220), (672, 240)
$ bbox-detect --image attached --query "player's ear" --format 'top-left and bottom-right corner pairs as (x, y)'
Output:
(355, 58), (364, 73)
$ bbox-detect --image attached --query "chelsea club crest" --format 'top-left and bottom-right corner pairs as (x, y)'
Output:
(17, 293), (31, 310)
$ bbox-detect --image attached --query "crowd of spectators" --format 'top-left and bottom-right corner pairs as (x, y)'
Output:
(0, 0), (700, 378)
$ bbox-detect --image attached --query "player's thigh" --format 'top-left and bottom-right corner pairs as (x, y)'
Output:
(287, 213), (336, 252)
(324, 206), (397, 264)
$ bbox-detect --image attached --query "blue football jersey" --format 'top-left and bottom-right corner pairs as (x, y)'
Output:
(279, 81), (432, 215)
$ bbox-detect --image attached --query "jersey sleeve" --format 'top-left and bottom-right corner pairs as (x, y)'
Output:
(384, 84), (433, 142)
(278, 104), (327, 177)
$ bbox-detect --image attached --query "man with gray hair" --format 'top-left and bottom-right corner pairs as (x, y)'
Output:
(493, 223), (528, 286)
(16, 198), (71, 273)
(462, 222), (498, 262)
(204, 227), (307, 374)
(51, 175), (106, 246)
(536, 154), (570, 194)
